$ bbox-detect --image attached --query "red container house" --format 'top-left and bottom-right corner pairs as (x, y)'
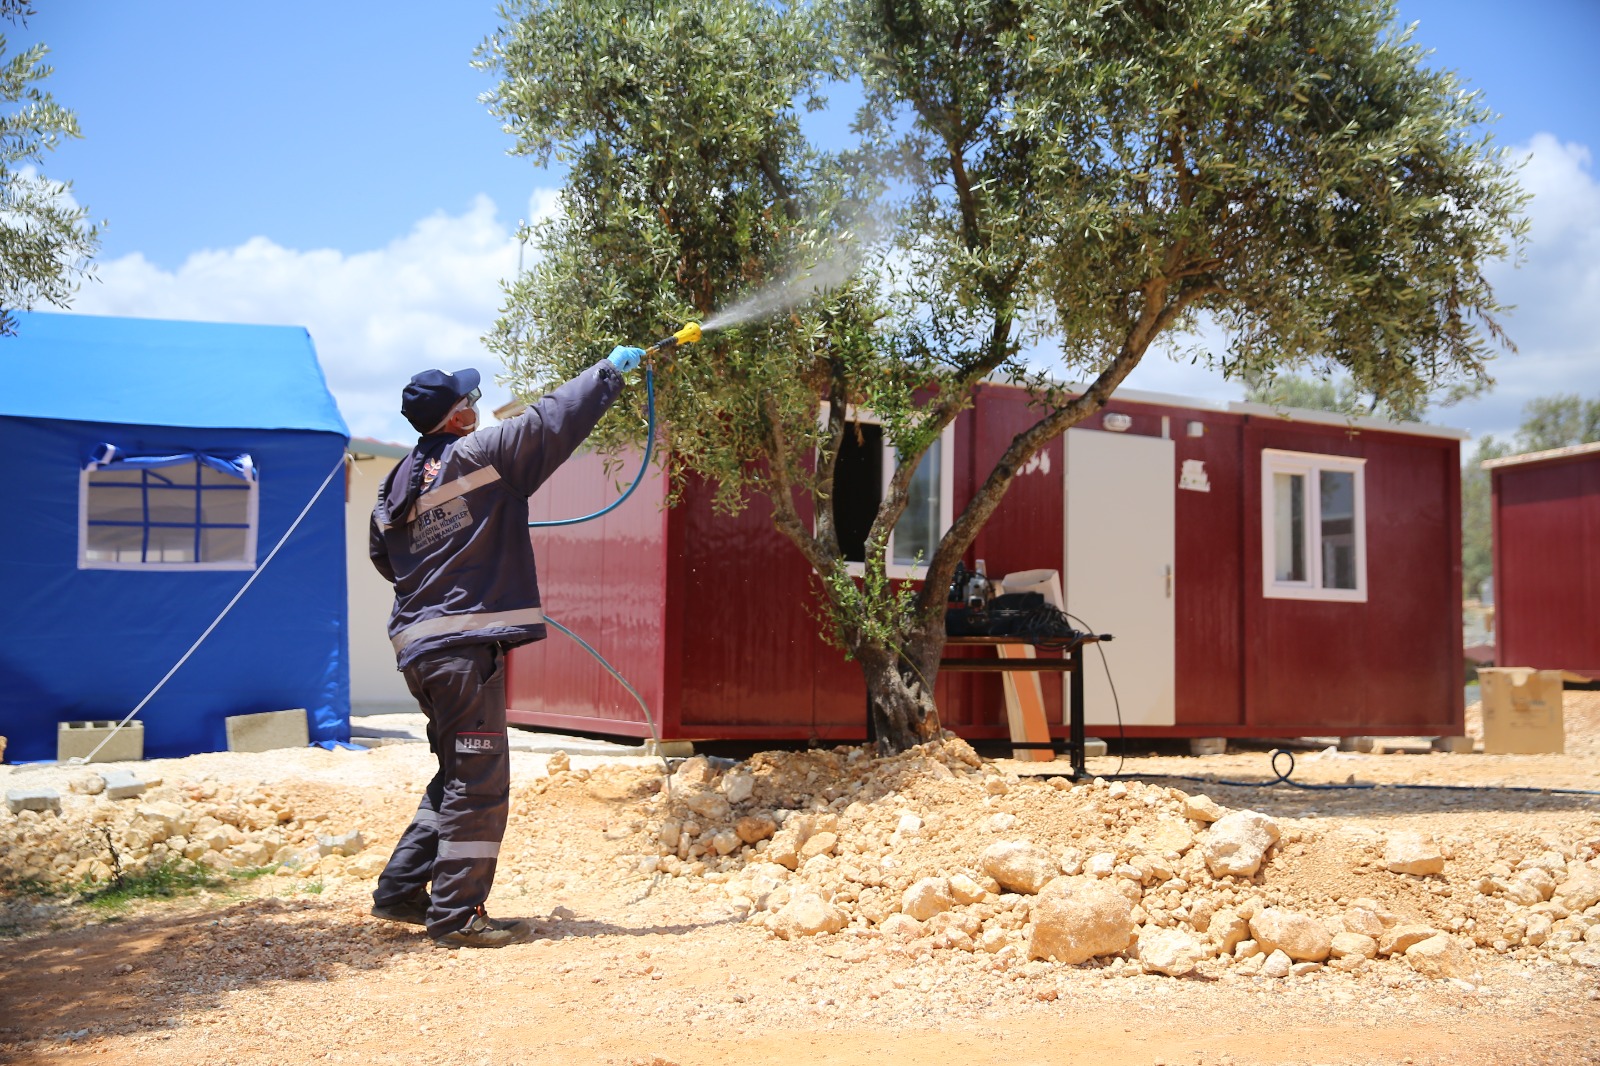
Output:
(1486, 442), (1600, 679)
(506, 383), (1466, 743)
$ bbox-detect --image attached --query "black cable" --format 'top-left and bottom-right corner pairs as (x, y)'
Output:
(1107, 747), (1600, 796)
(1035, 617), (1600, 799)
(1063, 610), (1124, 777)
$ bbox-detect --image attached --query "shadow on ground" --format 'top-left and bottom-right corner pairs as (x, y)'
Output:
(0, 893), (737, 1049)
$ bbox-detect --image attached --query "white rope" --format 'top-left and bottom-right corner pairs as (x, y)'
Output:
(70, 453), (350, 766)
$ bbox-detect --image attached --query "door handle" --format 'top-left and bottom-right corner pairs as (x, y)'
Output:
(1165, 564), (1173, 598)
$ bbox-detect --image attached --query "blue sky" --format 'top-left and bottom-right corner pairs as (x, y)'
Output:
(13, 1), (1600, 443)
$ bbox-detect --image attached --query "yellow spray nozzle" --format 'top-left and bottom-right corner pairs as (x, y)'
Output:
(646, 321), (703, 358)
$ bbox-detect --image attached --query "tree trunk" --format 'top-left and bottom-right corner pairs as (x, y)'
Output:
(860, 623), (946, 755)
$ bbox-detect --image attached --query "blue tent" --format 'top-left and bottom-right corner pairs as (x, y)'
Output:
(0, 312), (352, 762)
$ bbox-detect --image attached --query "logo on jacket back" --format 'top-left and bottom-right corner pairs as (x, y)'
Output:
(410, 496), (473, 552)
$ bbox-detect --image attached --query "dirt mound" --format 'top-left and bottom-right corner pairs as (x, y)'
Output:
(537, 736), (1600, 980)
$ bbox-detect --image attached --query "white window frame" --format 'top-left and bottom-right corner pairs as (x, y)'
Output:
(1261, 448), (1366, 602)
(78, 456), (260, 572)
(818, 403), (956, 581)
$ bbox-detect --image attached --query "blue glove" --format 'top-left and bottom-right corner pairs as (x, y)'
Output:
(608, 345), (644, 373)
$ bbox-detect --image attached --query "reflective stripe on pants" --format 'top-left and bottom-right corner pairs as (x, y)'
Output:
(372, 642), (509, 936)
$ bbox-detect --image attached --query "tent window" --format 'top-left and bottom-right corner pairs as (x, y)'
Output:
(80, 453), (258, 570)
(1261, 449), (1366, 602)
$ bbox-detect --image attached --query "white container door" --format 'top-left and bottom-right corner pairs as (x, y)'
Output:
(1064, 428), (1176, 727)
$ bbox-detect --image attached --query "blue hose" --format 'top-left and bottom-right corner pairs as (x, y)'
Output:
(529, 365), (655, 528)
(528, 366), (663, 752)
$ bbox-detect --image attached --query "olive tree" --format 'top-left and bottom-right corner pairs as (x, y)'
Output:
(0, 4), (99, 334)
(479, 0), (1526, 753)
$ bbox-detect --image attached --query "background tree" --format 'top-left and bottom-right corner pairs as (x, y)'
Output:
(481, 0), (1526, 753)
(1516, 393), (1600, 453)
(1243, 372), (1427, 421)
(0, 1), (99, 335)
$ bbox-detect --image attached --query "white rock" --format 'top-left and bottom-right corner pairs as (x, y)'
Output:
(1184, 794), (1224, 823)
(879, 913), (923, 940)
(709, 830), (742, 856)
(1384, 832), (1445, 876)
(1209, 908), (1250, 954)
(1343, 906), (1386, 938)
(902, 877), (955, 921)
(682, 789), (731, 823)
(1139, 928), (1207, 977)
(1202, 811), (1280, 878)
(1250, 907), (1332, 962)
(771, 894), (847, 939)
(1330, 932), (1378, 959)
(720, 770), (755, 805)
(981, 841), (1061, 895)
(1406, 934), (1473, 980)
(1026, 878), (1134, 964)
(987, 812), (1017, 832)
(1571, 944), (1600, 969)
(1554, 869), (1600, 913)
(346, 851), (387, 879)
(1083, 852), (1117, 877)
(1378, 924), (1441, 957)
(1260, 949), (1293, 978)
(895, 812), (923, 835)
(948, 873), (987, 906)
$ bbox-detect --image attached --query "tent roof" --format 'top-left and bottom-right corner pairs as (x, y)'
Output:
(0, 311), (348, 437)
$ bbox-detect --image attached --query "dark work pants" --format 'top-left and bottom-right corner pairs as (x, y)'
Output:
(373, 643), (510, 936)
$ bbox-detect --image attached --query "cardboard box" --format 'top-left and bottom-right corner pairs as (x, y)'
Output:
(57, 720), (145, 763)
(1478, 668), (1565, 755)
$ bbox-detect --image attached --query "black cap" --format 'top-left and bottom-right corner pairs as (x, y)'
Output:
(401, 368), (481, 434)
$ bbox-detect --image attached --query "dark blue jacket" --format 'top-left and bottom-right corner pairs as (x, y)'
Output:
(371, 358), (624, 669)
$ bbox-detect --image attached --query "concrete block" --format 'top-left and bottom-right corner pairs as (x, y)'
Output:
(6, 789), (62, 814)
(101, 769), (156, 800)
(317, 830), (365, 857)
(1431, 735), (1476, 754)
(1338, 736), (1376, 753)
(1083, 738), (1109, 758)
(225, 709), (309, 754)
(643, 739), (696, 758)
(1189, 737), (1227, 757)
(57, 720), (144, 764)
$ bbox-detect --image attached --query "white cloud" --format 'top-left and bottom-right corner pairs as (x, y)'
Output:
(1447, 134), (1600, 441)
(73, 192), (560, 443)
(65, 133), (1600, 448)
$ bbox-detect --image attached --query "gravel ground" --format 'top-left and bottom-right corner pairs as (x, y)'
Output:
(2, 694), (1598, 1066)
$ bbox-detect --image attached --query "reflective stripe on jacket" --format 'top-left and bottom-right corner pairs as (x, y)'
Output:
(370, 358), (624, 669)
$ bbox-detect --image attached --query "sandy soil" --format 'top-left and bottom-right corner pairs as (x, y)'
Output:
(2, 695), (1598, 1066)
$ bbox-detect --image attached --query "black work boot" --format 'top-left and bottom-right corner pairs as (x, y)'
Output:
(370, 886), (430, 926)
(432, 906), (534, 949)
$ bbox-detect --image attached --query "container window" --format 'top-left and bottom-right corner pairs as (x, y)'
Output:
(823, 406), (955, 580)
(80, 452), (258, 571)
(1261, 449), (1365, 602)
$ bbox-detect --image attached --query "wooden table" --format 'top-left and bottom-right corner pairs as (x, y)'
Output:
(941, 633), (1107, 778)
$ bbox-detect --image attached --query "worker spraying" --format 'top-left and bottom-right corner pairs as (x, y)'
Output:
(367, 325), (698, 948)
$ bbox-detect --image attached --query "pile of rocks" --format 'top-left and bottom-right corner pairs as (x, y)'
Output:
(589, 738), (1600, 980)
(0, 771), (380, 887)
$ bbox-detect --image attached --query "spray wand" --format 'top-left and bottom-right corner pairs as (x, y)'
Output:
(642, 321), (702, 368)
